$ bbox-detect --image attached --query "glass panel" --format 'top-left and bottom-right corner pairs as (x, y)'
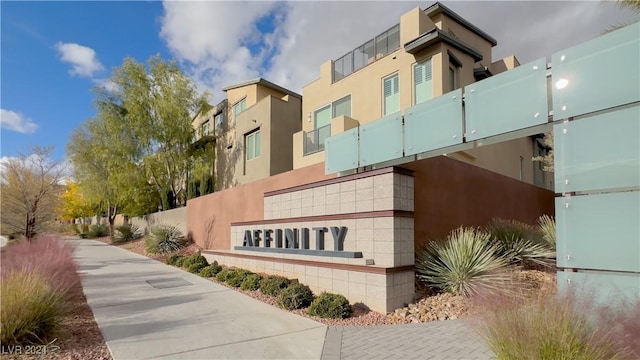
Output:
(552, 22), (640, 119)
(353, 46), (365, 72)
(254, 130), (261, 158)
(332, 95), (351, 118)
(387, 25), (400, 51)
(214, 113), (223, 131)
(314, 105), (331, 128)
(333, 58), (344, 82)
(304, 131), (315, 155)
(414, 59), (432, 105)
(404, 89), (463, 156)
(465, 57), (548, 141)
(325, 127), (359, 174)
(556, 191), (640, 272)
(375, 32), (387, 58)
(343, 52), (353, 78)
(557, 271), (640, 305)
(246, 133), (254, 160)
(554, 105), (640, 193)
(363, 40), (375, 65)
(317, 125), (331, 152)
(359, 112), (403, 166)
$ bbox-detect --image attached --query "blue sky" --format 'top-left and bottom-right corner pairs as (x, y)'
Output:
(1, 1), (637, 162)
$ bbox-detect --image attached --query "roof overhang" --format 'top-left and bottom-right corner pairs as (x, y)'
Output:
(404, 29), (483, 62)
(222, 78), (301, 99)
(424, 2), (498, 46)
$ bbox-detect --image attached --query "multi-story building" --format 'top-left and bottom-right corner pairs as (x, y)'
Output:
(294, 2), (552, 189)
(192, 78), (302, 191)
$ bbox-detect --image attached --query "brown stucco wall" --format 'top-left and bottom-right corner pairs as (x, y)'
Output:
(186, 162), (333, 250)
(403, 156), (555, 248)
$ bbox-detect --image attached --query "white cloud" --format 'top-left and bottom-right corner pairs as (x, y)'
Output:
(0, 109), (38, 134)
(56, 42), (105, 78)
(159, 1), (639, 102)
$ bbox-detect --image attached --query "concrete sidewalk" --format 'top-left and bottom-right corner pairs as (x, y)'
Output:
(72, 239), (492, 360)
(71, 239), (326, 359)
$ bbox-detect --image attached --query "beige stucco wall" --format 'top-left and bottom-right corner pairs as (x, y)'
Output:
(270, 95), (301, 175)
(128, 207), (187, 235)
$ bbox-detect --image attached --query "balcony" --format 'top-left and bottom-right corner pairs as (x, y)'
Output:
(303, 124), (331, 156)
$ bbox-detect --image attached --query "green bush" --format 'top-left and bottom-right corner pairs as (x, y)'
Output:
(182, 254), (208, 273)
(166, 254), (185, 266)
(486, 218), (555, 268)
(112, 224), (143, 244)
(307, 292), (352, 319)
(225, 269), (252, 287)
(145, 225), (187, 255)
(1, 272), (67, 345)
(216, 268), (233, 282)
(277, 283), (314, 310)
(199, 264), (222, 278)
(87, 224), (109, 238)
(260, 275), (292, 297)
(240, 273), (263, 291)
(416, 227), (510, 297)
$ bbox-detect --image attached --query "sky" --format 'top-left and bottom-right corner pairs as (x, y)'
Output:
(1, 1), (638, 162)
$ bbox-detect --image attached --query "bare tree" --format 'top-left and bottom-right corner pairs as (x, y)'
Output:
(1, 146), (67, 240)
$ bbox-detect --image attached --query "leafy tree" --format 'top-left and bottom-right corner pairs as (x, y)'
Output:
(59, 180), (94, 221)
(0, 146), (67, 240)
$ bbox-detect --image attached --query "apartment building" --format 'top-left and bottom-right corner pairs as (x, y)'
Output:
(192, 78), (302, 191)
(294, 2), (551, 189)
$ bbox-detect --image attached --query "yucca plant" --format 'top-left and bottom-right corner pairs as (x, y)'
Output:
(537, 215), (556, 252)
(486, 218), (555, 268)
(416, 227), (510, 297)
(145, 225), (187, 255)
(112, 224), (143, 244)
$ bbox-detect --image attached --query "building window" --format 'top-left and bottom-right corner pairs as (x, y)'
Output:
(233, 98), (247, 119)
(246, 129), (261, 160)
(214, 112), (224, 131)
(332, 95), (351, 118)
(201, 120), (210, 136)
(383, 73), (399, 116)
(414, 59), (433, 105)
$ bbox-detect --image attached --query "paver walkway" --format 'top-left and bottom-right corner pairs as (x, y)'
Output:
(322, 322), (492, 360)
(71, 238), (492, 360)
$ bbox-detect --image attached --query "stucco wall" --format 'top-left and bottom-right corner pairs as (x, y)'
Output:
(186, 162), (333, 250)
(129, 207), (187, 236)
(404, 155), (555, 248)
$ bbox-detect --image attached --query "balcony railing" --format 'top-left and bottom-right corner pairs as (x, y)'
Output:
(303, 124), (331, 156)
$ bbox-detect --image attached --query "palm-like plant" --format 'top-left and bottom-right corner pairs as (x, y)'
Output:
(487, 219), (555, 268)
(537, 215), (556, 252)
(416, 227), (510, 297)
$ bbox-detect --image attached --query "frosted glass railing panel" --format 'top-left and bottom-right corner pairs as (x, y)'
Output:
(552, 23), (640, 119)
(325, 127), (359, 174)
(465, 58), (548, 141)
(404, 89), (463, 156)
(359, 112), (403, 167)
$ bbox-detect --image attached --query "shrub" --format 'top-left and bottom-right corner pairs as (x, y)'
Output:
(0, 235), (79, 297)
(1, 272), (67, 345)
(277, 283), (314, 310)
(225, 269), (252, 287)
(240, 273), (263, 291)
(416, 227), (510, 297)
(182, 254), (209, 273)
(216, 268), (234, 282)
(199, 264), (222, 278)
(477, 291), (636, 360)
(87, 224), (109, 238)
(260, 275), (292, 297)
(145, 225), (187, 255)
(112, 224), (143, 244)
(307, 292), (352, 319)
(486, 218), (555, 268)
(537, 215), (556, 252)
(166, 254), (185, 266)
